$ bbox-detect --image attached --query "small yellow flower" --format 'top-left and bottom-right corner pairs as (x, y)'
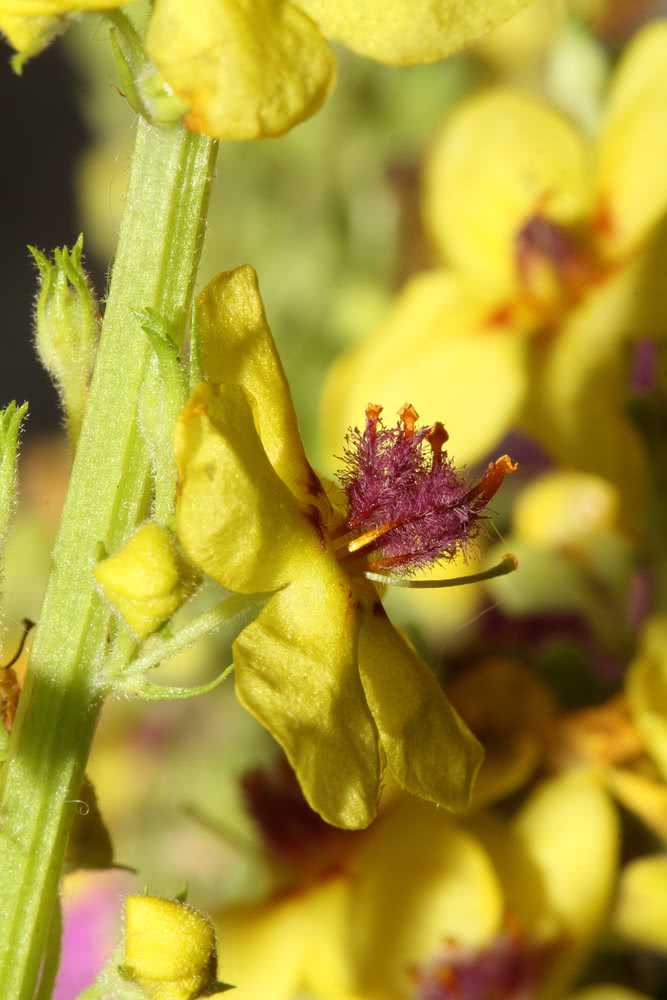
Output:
(94, 522), (199, 639)
(323, 22), (667, 533)
(172, 264), (519, 829)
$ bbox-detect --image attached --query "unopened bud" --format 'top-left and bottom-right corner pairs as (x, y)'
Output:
(29, 235), (99, 449)
(122, 895), (223, 999)
(94, 522), (199, 639)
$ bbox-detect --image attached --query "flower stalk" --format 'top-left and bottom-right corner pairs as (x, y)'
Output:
(0, 116), (217, 999)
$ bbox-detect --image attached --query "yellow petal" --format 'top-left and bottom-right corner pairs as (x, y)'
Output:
(357, 600), (483, 813)
(447, 659), (557, 810)
(424, 88), (589, 297)
(0, 12), (67, 62)
(297, 0), (531, 65)
(513, 770), (618, 999)
(348, 796), (503, 1000)
(174, 382), (321, 593)
(526, 272), (649, 535)
(321, 269), (528, 473)
(146, 0), (336, 139)
(232, 563), (381, 830)
(595, 21), (667, 257)
(627, 617), (667, 782)
(198, 266), (331, 518)
(216, 876), (351, 1000)
(613, 855), (667, 953)
(94, 523), (199, 639)
(512, 470), (620, 551)
(604, 766), (667, 841)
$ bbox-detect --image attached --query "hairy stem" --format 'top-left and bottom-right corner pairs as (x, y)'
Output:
(0, 117), (217, 999)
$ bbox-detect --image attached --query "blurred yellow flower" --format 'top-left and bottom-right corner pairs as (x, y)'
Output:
(324, 21), (667, 533)
(172, 264), (523, 829)
(145, 0), (533, 138)
(215, 769), (619, 1000)
(2, 0), (532, 132)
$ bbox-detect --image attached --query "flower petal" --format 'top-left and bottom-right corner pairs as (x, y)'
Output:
(525, 272), (649, 535)
(512, 470), (620, 550)
(146, 0), (336, 139)
(174, 381), (321, 593)
(321, 269), (528, 472)
(357, 599), (483, 812)
(348, 796), (503, 999)
(215, 876), (351, 1000)
(232, 562), (381, 830)
(627, 617), (667, 782)
(297, 0), (531, 65)
(513, 770), (618, 999)
(595, 21), (667, 257)
(613, 854), (667, 954)
(424, 89), (589, 296)
(198, 266), (331, 517)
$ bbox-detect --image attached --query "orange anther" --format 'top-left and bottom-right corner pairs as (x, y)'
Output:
(398, 403), (418, 438)
(366, 403), (383, 442)
(426, 421), (449, 462)
(466, 455), (519, 505)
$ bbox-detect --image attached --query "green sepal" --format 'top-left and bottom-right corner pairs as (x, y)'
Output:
(109, 24), (146, 117)
(0, 401), (28, 549)
(117, 662), (233, 701)
(105, 10), (190, 126)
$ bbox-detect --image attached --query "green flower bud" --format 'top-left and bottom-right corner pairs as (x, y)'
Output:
(29, 235), (100, 450)
(0, 401), (28, 552)
(94, 522), (199, 639)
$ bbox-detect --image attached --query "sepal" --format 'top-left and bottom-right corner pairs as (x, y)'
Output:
(29, 235), (99, 449)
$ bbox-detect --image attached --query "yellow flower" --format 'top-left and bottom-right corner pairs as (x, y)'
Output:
(172, 264), (521, 829)
(2, 0), (531, 133)
(323, 21), (667, 533)
(215, 770), (619, 1000)
(146, 0), (536, 138)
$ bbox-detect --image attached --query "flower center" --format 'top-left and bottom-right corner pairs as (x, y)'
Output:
(332, 404), (517, 576)
(411, 920), (562, 1000)
(514, 212), (603, 316)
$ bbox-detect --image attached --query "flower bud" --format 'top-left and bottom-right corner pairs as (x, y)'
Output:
(94, 522), (199, 639)
(0, 402), (28, 552)
(122, 895), (219, 1000)
(29, 235), (100, 449)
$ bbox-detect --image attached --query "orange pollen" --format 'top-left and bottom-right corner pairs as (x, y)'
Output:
(366, 402), (383, 442)
(398, 402), (419, 438)
(466, 455), (519, 505)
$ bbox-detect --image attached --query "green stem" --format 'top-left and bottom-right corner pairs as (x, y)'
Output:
(0, 118), (217, 1000)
